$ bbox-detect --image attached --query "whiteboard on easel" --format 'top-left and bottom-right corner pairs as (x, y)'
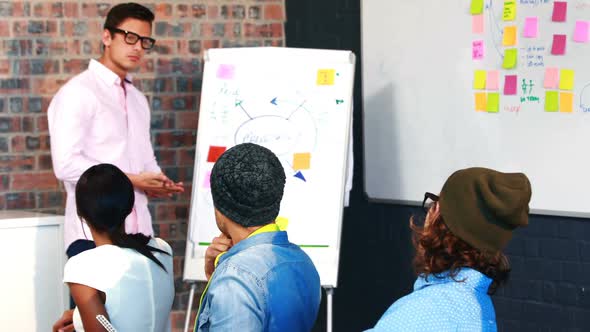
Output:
(362, 1), (590, 217)
(183, 47), (355, 287)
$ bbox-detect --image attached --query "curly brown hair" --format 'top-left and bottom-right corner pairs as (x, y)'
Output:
(411, 204), (510, 294)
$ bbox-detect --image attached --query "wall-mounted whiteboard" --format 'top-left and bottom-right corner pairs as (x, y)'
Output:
(183, 47), (355, 287)
(362, 1), (590, 217)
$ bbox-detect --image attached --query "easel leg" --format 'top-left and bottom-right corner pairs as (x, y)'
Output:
(183, 283), (196, 332)
(325, 287), (334, 332)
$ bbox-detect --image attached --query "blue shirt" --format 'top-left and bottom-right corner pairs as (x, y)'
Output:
(195, 231), (321, 332)
(367, 268), (497, 332)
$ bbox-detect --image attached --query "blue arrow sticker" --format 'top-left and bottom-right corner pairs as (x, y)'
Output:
(294, 171), (306, 182)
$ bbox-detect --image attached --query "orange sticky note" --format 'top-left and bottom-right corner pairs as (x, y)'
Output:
(293, 153), (311, 170)
(317, 69), (335, 85)
(502, 26), (517, 46)
(560, 92), (573, 113)
(475, 92), (487, 112)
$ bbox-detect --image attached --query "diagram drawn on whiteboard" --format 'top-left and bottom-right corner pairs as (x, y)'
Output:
(190, 70), (349, 249)
(233, 96), (318, 182)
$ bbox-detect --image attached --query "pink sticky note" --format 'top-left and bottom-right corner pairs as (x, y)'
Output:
(551, 34), (567, 55)
(574, 21), (589, 43)
(544, 68), (559, 89)
(487, 70), (500, 90)
(552, 2), (567, 22)
(472, 40), (484, 60)
(472, 14), (484, 34)
(504, 75), (517, 95)
(523, 17), (538, 38)
(217, 64), (235, 79)
(202, 170), (211, 189)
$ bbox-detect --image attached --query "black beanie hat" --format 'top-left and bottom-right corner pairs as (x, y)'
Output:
(438, 167), (532, 252)
(210, 143), (286, 227)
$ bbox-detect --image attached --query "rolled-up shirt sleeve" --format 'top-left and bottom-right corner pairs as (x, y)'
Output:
(48, 84), (100, 183)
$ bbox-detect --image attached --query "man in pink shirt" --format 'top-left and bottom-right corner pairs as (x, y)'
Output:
(48, 3), (184, 261)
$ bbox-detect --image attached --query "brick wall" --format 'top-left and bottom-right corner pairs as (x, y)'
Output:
(0, 1), (285, 331)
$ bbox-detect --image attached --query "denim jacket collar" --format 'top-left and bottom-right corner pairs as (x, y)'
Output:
(217, 231), (290, 266)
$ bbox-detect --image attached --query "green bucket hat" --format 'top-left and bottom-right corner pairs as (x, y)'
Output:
(438, 167), (532, 252)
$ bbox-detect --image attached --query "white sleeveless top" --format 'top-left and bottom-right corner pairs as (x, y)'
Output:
(64, 238), (174, 332)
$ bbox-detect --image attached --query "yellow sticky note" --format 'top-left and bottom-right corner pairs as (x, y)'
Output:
(317, 69), (335, 85)
(559, 69), (574, 90)
(276, 216), (289, 231)
(502, 49), (517, 69)
(474, 70), (486, 89)
(470, 0), (484, 14)
(503, 1), (516, 21)
(502, 26), (517, 46)
(293, 152), (311, 170)
(487, 93), (500, 113)
(560, 92), (573, 113)
(545, 91), (559, 112)
(475, 92), (487, 111)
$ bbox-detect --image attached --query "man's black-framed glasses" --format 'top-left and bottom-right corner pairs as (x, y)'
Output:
(106, 26), (156, 50)
(422, 192), (439, 214)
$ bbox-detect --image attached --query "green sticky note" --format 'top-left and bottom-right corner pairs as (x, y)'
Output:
(559, 69), (574, 90)
(503, 1), (516, 21)
(474, 70), (487, 89)
(502, 49), (517, 69)
(487, 92), (500, 113)
(545, 91), (559, 112)
(471, 0), (484, 14)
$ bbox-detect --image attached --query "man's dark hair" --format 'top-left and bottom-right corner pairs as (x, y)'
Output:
(103, 2), (155, 29)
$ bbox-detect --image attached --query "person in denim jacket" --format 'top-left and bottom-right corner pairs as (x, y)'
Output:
(367, 167), (532, 332)
(194, 143), (321, 332)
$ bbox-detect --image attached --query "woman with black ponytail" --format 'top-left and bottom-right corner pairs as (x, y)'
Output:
(52, 164), (174, 332)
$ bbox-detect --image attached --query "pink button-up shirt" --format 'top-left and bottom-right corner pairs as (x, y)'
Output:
(48, 59), (160, 250)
